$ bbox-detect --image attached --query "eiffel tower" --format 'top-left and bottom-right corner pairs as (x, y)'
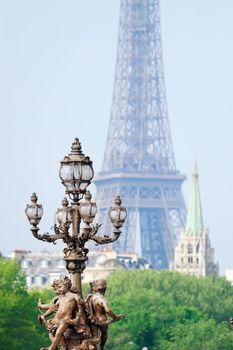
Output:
(94, 0), (186, 269)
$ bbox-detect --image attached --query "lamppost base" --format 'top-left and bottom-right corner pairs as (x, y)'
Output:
(64, 328), (98, 350)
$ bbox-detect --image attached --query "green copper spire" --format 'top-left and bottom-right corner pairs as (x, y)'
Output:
(186, 161), (204, 235)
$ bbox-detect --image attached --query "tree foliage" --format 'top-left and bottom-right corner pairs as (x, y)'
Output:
(1, 259), (233, 350)
(0, 258), (48, 350)
(105, 270), (233, 350)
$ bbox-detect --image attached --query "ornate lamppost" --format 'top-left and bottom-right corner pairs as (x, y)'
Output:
(25, 138), (127, 350)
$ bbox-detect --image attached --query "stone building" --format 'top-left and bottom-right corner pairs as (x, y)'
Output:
(11, 248), (150, 289)
(170, 162), (218, 277)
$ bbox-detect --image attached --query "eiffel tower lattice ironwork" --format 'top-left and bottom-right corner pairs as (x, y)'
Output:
(94, 0), (186, 269)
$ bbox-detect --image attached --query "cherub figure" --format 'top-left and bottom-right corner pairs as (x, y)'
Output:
(38, 279), (60, 317)
(86, 279), (123, 350)
(38, 277), (67, 350)
(40, 276), (91, 350)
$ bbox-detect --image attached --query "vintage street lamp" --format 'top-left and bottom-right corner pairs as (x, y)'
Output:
(54, 197), (72, 235)
(59, 138), (94, 202)
(79, 191), (97, 225)
(25, 192), (43, 237)
(109, 195), (127, 230)
(25, 138), (127, 296)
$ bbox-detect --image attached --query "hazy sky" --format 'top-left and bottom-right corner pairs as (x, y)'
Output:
(0, 0), (233, 275)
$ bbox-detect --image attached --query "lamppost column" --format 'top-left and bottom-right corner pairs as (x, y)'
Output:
(65, 255), (86, 297)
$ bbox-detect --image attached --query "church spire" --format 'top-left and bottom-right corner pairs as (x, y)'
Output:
(185, 160), (204, 235)
(171, 160), (218, 276)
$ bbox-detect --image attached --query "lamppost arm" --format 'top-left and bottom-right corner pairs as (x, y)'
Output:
(30, 226), (69, 244)
(90, 230), (121, 245)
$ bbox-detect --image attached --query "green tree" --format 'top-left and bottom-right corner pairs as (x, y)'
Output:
(104, 270), (233, 350)
(0, 258), (47, 350)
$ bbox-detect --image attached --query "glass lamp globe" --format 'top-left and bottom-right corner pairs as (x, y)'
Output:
(54, 197), (71, 231)
(25, 193), (43, 226)
(108, 195), (127, 228)
(79, 191), (97, 225)
(59, 138), (94, 201)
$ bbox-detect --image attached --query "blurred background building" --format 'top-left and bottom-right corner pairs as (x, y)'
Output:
(170, 162), (218, 277)
(10, 248), (151, 289)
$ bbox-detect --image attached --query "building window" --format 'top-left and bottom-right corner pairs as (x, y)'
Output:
(35, 275), (47, 286)
(41, 276), (47, 285)
(21, 259), (28, 268)
(21, 259), (32, 268)
(196, 258), (199, 264)
(26, 275), (35, 287)
(35, 275), (42, 286)
(188, 256), (193, 263)
(187, 244), (193, 254)
(40, 259), (51, 268)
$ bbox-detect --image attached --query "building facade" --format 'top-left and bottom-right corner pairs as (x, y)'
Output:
(94, 0), (186, 270)
(11, 249), (150, 289)
(170, 162), (218, 276)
